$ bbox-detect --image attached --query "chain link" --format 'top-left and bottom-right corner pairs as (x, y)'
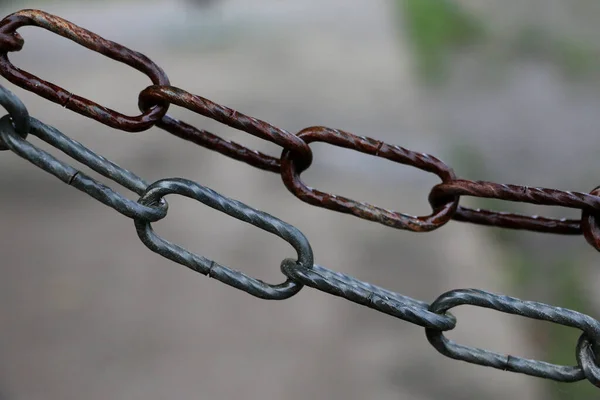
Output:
(0, 9), (171, 131)
(138, 85), (314, 171)
(279, 125), (460, 231)
(0, 8), (600, 391)
(135, 177), (313, 300)
(425, 289), (600, 383)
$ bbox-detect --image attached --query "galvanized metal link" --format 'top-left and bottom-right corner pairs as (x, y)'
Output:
(0, 91), (168, 221)
(425, 289), (600, 384)
(134, 177), (313, 300)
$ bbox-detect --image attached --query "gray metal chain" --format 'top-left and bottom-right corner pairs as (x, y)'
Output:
(1, 84), (599, 389)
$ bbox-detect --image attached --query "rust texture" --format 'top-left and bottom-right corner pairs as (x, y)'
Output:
(429, 179), (596, 235)
(138, 85), (311, 172)
(0, 9), (599, 248)
(279, 126), (459, 232)
(0, 9), (170, 131)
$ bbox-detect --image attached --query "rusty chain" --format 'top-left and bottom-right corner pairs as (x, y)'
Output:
(0, 8), (599, 390)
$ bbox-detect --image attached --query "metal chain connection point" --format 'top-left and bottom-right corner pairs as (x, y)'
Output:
(576, 333), (600, 387)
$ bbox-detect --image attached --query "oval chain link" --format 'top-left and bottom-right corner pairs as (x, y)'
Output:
(0, 9), (170, 131)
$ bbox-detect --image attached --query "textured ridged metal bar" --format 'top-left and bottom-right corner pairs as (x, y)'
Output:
(281, 262), (456, 330)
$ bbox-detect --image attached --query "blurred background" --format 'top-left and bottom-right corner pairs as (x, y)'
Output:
(0, 0), (599, 398)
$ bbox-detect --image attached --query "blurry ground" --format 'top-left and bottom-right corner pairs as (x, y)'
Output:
(0, 0), (598, 399)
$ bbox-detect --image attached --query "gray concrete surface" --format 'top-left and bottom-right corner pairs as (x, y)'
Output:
(1, 0), (599, 398)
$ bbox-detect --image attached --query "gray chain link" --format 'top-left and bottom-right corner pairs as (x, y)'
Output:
(0, 83), (599, 389)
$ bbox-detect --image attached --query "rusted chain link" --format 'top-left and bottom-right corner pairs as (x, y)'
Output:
(0, 9), (599, 391)
(0, 9), (171, 131)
